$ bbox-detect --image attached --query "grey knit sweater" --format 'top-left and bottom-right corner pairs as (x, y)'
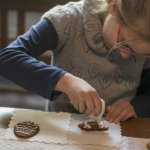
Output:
(42, 0), (150, 113)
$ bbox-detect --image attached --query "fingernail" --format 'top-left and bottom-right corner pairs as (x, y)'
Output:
(114, 119), (118, 123)
(109, 118), (113, 122)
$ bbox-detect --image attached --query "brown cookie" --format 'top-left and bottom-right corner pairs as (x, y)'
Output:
(78, 122), (108, 131)
(147, 143), (150, 150)
(14, 121), (40, 138)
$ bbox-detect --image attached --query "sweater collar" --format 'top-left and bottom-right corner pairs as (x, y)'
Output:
(82, 0), (109, 55)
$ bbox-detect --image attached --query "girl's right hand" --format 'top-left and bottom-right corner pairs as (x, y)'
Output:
(54, 73), (102, 117)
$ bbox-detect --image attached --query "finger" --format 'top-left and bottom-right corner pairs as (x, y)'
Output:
(79, 100), (86, 113)
(107, 106), (111, 112)
(92, 93), (102, 117)
(122, 110), (137, 122)
(71, 99), (79, 111)
(113, 106), (133, 123)
(105, 106), (111, 120)
(105, 99), (124, 121)
(84, 96), (95, 116)
(108, 101), (131, 123)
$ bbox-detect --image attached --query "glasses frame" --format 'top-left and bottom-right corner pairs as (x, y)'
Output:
(116, 19), (150, 58)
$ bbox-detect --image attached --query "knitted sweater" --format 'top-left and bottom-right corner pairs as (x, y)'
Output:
(42, 0), (150, 113)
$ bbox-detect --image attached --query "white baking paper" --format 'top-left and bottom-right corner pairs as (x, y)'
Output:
(1, 128), (149, 150)
(5, 109), (71, 144)
(68, 114), (122, 148)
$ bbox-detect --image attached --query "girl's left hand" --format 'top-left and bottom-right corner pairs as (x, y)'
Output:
(105, 99), (137, 124)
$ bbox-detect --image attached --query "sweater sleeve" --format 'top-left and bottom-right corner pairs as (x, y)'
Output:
(0, 18), (66, 100)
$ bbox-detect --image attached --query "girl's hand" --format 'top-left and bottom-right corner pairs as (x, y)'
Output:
(105, 99), (137, 124)
(54, 73), (102, 117)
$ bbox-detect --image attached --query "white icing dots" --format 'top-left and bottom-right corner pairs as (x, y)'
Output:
(82, 121), (108, 130)
(15, 121), (39, 135)
(98, 121), (108, 129)
(83, 122), (91, 129)
(16, 125), (36, 134)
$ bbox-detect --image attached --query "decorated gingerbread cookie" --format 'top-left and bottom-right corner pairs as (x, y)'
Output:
(78, 121), (108, 131)
(14, 121), (40, 138)
(147, 143), (150, 150)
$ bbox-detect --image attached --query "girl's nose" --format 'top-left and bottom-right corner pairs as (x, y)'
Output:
(120, 50), (131, 59)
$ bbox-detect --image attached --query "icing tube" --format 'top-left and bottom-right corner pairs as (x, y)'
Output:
(89, 99), (105, 124)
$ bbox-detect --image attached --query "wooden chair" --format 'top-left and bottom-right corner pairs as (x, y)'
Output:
(0, 0), (78, 64)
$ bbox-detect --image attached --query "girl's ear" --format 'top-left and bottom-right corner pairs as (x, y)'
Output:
(107, 0), (117, 15)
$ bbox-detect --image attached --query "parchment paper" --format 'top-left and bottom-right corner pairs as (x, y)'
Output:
(5, 109), (122, 147)
(1, 128), (149, 150)
(5, 109), (71, 144)
(68, 114), (122, 148)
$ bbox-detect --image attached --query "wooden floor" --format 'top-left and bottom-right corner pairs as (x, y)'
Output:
(0, 91), (47, 110)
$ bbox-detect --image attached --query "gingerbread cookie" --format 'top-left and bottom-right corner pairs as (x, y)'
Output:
(147, 143), (150, 150)
(14, 121), (40, 138)
(78, 121), (108, 131)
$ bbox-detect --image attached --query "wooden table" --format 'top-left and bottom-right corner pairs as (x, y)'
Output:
(0, 107), (150, 139)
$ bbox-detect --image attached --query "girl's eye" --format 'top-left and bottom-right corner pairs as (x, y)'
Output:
(124, 44), (130, 48)
(121, 37), (135, 53)
(124, 45), (134, 53)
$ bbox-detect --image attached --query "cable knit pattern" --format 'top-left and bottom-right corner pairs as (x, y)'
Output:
(42, 0), (150, 113)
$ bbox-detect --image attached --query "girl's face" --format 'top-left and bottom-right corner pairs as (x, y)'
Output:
(102, 2), (150, 59)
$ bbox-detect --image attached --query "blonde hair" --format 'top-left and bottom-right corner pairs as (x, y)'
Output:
(91, 0), (150, 50)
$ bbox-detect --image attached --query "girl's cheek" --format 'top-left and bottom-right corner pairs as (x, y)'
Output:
(103, 38), (115, 49)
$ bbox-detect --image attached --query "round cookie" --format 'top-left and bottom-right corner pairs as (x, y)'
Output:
(78, 122), (108, 131)
(147, 143), (150, 150)
(14, 121), (40, 138)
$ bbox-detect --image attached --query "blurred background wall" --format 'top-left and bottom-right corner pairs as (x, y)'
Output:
(0, 10), (47, 110)
(0, 10), (44, 92)
(0, 0), (78, 110)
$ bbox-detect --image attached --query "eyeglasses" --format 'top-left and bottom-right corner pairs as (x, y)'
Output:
(115, 19), (150, 58)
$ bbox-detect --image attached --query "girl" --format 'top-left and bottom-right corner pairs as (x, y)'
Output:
(0, 0), (150, 124)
